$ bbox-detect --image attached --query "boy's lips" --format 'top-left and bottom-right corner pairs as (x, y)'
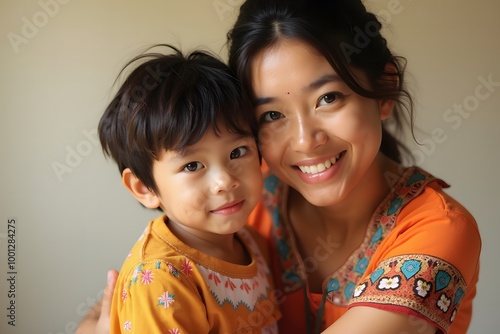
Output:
(210, 199), (244, 215)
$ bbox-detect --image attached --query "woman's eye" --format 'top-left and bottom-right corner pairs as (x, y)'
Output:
(259, 111), (284, 123)
(230, 146), (249, 159)
(318, 92), (341, 106)
(183, 161), (203, 172)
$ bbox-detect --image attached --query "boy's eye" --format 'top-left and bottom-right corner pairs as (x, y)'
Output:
(230, 146), (249, 159)
(183, 161), (203, 172)
(259, 111), (284, 123)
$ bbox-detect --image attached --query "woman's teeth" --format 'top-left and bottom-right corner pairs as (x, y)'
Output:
(298, 154), (341, 175)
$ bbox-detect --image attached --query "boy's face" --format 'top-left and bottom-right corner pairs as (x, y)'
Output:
(151, 128), (263, 238)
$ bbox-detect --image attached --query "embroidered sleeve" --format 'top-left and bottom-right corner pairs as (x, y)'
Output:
(348, 254), (466, 333)
(110, 259), (208, 333)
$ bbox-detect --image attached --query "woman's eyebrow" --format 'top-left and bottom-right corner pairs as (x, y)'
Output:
(254, 73), (342, 106)
(303, 73), (342, 92)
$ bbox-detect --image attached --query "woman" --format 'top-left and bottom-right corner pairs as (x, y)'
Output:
(78, 0), (480, 333)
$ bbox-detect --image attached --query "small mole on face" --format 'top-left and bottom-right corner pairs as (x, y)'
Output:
(286, 92), (290, 94)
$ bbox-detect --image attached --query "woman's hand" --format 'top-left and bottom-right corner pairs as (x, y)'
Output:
(75, 270), (118, 334)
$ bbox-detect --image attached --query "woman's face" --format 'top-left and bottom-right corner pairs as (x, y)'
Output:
(250, 39), (393, 206)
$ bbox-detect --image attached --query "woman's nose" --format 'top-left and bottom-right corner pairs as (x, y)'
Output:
(290, 115), (328, 152)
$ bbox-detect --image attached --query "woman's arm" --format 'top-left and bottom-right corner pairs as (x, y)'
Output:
(75, 270), (118, 334)
(322, 306), (436, 334)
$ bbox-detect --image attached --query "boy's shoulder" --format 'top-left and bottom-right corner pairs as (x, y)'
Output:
(117, 216), (175, 275)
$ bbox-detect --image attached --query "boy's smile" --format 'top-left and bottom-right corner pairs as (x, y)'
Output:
(149, 128), (263, 240)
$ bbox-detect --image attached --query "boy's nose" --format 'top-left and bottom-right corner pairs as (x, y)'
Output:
(210, 169), (239, 194)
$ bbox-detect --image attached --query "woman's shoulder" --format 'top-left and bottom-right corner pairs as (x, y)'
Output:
(385, 167), (481, 279)
(397, 167), (477, 229)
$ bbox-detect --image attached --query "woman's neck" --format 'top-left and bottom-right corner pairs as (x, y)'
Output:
(286, 155), (403, 293)
(289, 154), (402, 245)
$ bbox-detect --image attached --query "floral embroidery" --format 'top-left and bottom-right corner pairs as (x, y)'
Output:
(121, 288), (128, 302)
(141, 269), (154, 285)
(114, 216), (280, 333)
(349, 254), (467, 333)
(123, 320), (132, 331)
(377, 276), (401, 290)
(130, 267), (139, 285)
(353, 282), (367, 297)
(157, 291), (175, 309)
(413, 278), (432, 298)
(437, 293), (451, 313)
(180, 258), (193, 277)
(194, 228), (273, 311)
(167, 264), (180, 277)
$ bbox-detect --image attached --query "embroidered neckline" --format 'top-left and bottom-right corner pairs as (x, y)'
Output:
(262, 167), (448, 305)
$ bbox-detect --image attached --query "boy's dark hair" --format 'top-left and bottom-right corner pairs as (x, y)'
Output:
(98, 44), (257, 193)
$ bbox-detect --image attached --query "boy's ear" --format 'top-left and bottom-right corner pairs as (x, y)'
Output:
(122, 168), (161, 209)
(378, 62), (398, 121)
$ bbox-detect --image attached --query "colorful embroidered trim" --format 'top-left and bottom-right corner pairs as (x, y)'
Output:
(348, 254), (466, 333)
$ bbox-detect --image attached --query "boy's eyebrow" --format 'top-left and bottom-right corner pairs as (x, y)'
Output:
(166, 133), (253, 160)
(170, 147), (197, 159)
(253, 73), (342, 106)
(254, 96), (275, 106)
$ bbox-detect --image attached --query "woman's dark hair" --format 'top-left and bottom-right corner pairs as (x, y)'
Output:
(98, 44), (257, 193)
(227, 0), (414, 163)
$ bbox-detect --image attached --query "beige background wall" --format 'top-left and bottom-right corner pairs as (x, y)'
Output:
(1, 0), (498, 333)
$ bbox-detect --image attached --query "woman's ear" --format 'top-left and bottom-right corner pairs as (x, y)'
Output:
(122, 168), (161, 209)
(378, 62), (399, 120)
(379, 98), (395, 121)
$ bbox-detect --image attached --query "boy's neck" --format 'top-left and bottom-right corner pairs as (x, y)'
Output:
(165, 218), (251, 265)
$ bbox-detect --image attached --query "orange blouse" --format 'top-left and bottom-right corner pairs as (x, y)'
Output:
(247, 167), (481, 334)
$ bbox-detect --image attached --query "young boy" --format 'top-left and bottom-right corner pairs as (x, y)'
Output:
(98, 45), (280, 333)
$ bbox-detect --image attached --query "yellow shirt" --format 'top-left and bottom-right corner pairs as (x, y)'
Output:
(110, 215), (281, 333)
